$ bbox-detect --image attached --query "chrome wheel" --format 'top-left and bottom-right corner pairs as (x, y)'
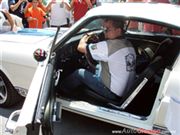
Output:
(0, 76), (7, 104)
(0, 72), (23, 107)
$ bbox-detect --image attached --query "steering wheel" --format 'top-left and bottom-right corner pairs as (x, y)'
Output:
(82, 33), (100, 72)
(85, 47), (97, 72)
(86, 33), (100, 44)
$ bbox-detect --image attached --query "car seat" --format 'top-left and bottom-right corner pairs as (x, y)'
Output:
(82, 38), (172, 110)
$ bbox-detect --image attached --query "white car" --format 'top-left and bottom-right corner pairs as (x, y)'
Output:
(6, 3), (180, 135)
(0, 28), (67, 107)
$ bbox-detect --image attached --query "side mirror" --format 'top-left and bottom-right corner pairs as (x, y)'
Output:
(33, 48), (47, 62)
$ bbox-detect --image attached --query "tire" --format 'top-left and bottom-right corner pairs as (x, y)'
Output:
(0, 71), (23, 107)
(42, 91), (55, 135)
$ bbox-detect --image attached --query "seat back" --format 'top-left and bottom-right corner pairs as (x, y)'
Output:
(109, 38), (172, 110)
(83, 38), (172, 110)
(113, 56), (164, 110)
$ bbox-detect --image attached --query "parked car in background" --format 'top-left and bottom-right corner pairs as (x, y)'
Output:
(0, 28), (68, 107)
(5, 3), (180, 135)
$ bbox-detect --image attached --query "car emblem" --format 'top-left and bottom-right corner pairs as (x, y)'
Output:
(33, 48), (47, 62)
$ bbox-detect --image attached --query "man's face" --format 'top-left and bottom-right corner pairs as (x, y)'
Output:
(32, 0), (38, 7)
(103, 20), (122, 40)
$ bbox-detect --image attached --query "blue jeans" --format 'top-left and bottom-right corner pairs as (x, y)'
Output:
(60, 68), (120, 100)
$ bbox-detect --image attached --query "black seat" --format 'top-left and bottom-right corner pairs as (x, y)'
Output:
(109, 56), (164, 110)
(83, 56), (164, 110)
(82, 38), (172, 110)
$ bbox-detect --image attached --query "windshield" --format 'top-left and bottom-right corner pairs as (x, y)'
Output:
(76, 18), (104, 35)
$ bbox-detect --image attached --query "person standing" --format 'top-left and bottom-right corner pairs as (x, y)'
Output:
(25, 0), (46, 28)
(24, 0), (54, 27)
(49, 0), (71, 27)
(63, 0), (93, 23)
(9, 0), (28, 27)
(0, 0), (23, 28)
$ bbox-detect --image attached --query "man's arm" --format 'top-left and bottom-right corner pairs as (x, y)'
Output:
(85, 0), (93, 9)
(1, 10), (17, 31)
(45, 0), (55, 12)
(63, 0), (74, 11)
(38, 0), (47, 12)
(77, 34), (90, 54)
(23, 2), (30, 14)
(9, 0), (27, 12)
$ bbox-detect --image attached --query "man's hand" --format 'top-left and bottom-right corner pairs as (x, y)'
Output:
(27, 17), (38, 21)
(77, 34), (90, 54)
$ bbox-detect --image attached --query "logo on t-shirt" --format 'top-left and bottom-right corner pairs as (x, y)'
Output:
(125, 54), (136, 72)
(90, 44), (97, 50)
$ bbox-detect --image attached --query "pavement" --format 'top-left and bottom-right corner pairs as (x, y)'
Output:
(0, 101), (23, 135)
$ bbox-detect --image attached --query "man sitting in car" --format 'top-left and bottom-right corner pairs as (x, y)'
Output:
(60, 18), (136, 101)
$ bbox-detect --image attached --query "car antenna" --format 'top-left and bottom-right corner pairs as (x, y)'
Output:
(52, 26), (61, 46)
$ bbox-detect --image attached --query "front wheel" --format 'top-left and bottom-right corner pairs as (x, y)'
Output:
(0, 72), (22, 107)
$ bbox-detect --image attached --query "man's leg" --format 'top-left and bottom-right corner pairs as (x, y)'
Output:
(60, 68), (119, 100)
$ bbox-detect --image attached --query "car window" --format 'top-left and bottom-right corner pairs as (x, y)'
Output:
(65, 18), (104, 43)
(127, 20), (180, 36)
(77, 18), (103, 35)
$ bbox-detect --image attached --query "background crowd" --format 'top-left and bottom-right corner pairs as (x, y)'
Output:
(1, 0), (180, 32)
(0, 0), (97, 32)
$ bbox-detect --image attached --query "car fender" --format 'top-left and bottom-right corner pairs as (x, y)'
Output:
(154, 55), (180, 128)
(0, 31), (55, 90)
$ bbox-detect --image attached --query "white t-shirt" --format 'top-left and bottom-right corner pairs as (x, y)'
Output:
(0, 0), (9, 10)
(89, 39), (136, 97)
(50, 1), (70, 26)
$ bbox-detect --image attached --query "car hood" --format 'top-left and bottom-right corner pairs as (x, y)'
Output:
(0, 28), (56, 44)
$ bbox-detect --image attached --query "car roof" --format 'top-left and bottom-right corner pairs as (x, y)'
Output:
(86, 3), (180, 28)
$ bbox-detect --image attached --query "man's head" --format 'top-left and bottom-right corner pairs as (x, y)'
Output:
(103, 18), (124, 40)
(32, 0), (38, 7)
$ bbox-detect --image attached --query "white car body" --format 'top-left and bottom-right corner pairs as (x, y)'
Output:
(0, 30), (52, 90)
(0, 28), (67, 106)
(5, 3), (180, 135)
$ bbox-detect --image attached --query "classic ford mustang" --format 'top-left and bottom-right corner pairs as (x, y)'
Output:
(5, 2), (180, 135)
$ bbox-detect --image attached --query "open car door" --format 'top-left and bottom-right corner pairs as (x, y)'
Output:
(5, 28), (61, 135)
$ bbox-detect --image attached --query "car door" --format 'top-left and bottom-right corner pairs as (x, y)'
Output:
(5, 53), (56, 135)
(5, 29), (61, 135)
